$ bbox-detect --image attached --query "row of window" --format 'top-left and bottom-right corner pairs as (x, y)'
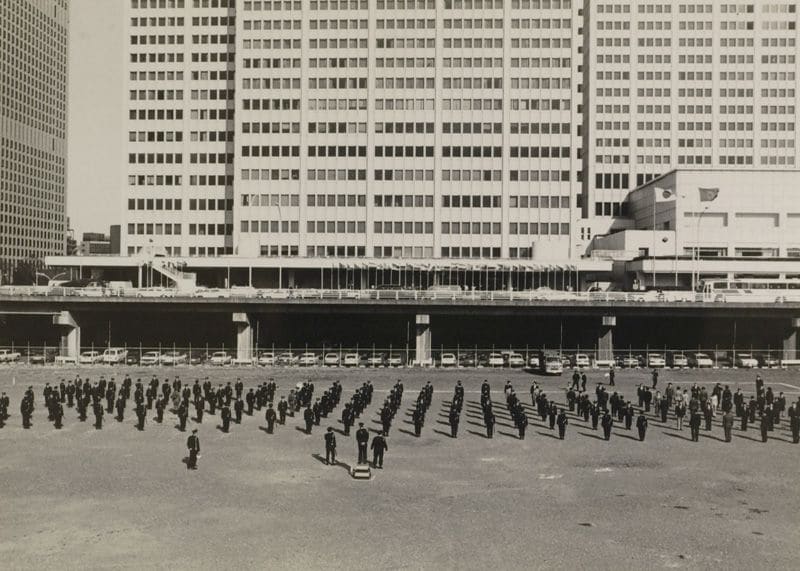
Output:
(128, 223), (182, 235)
(441, 247), (503, 259)
(508, 222), (571, 235)
(128, 131), (183, 143)
(241, 220), (302, 233)
(442, 195), (502, 208)
(374, 222), (434, 234)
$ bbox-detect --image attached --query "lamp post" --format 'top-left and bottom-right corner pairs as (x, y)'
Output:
(692, 205), (710, 292)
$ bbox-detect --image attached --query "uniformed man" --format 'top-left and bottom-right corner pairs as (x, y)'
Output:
(53, 401), (64, 429)
(413, 406), (424, 437)
(93, 401), (104, 430)
(341, 403), (353, 436)
(556, 409), (568, 440)
(371, 432), (388, 469)
(760, 411), (769, 443)
(449, 406), (460, 438)
(234, 398), (244, 424)
(636, 412), (648, 441)
(601, 412), (613, 441)
(187, 429), (200, 470)
(265, 403), (277, 434)
(245, 389), (255, 416)
(651, 368), (659, 389)
(303, 405), (314, 434)
(356, 422), (369, 464)
(221, 405), (232, 432)
(722, 410), (734, 442)
(135, 401), (146, 431)
(194, 397), (204, 423)
(277, 396), (288, 424)
(324, 427), (337, 465)
(155, 397), (165, 423)
(517, 410), (528, 440)
(789, 404), (800, 443)
(608, 365), (615, 387)
(312, 398), (322, 426)
(689, 411), (701, 442)
(177, 401), (188, 431)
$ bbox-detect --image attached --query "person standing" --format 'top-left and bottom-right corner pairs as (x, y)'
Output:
(177, 401), (188, 431)
(155, 397), (165, 424)
(636, 412), (648, 442)
(324, 427), (337, 465)
(265, 403), (277, 433)
(675, 401), (686, 431)
(277, 396), (288, 424)
(234, 398), (244, 424)
(760, 412), (769, 443)
(449, 406), (460, 438)
(136, 402), (146, 431)
(221, 404), (232, 433)
(789, 404), (800, 444)
(556, 409), (568, 440)
(601, 412), (613, 441)
(722, 410), (734, 442)
(356, 422), (369, 464)
(187, 429), (200, 470)
(413, 406), (424, 437)
(608, 365), (615, 387)
(484, 409), (495, 439)
(93, 401), (104, 430)
(303, 405), (314, 434)
(651, 368), (659, 389)
(689, 411), (701, 442)
(371, 432), (388, 469)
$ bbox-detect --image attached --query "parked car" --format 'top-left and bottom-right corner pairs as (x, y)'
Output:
(276, 352), (299, 366)
(135, 287), (176, 298)
(366, 354), (386, 367)
(459, 353), (477, 368)
(572, 353), (591, 368)
(140, 351), (162, 366)
(343, 353), (362, 367)
(647, 353), (666, 368)
(323, 353), (340, 367)
(755, 353), (780, 368)
(668, 353), (689, 368)
(689, 352), (714, 368)
(209, 351), (232, 365)
(102, 347), (129, 364)
(27, 348), (59, 365)
(230, 285), (258, 297)
(257, 352), (276, 366)
(735, 353), (758, 368)
(0, 349), (22, 363)
(488, 352), (504, 367)
(298, 352), (319, 366)
(618, 355), (642, 368)
(387, 354), (403, 367)
(440, 353), (457, 367)
(160, 351), (188, 366)
(527, 355), (540, 369)
(506, 352), (525, 368)
(716, 354), (733, 368)
(125, 353), (140, 365)
(79, 351), (103, 364)
(194, 287), (230, 299)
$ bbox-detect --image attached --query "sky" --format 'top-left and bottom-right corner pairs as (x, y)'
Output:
(68, 0), (123, 238)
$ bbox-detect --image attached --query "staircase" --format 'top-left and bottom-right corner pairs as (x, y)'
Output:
(151, 258), (197, 292)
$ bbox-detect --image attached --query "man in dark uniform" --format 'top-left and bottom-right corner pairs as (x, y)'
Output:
(53, 401), (64, 429)
(66, 381), (75, 407)
(651, 368), (658, 389)
(556, 409), (568, 440)
(265, 403), (277, 433)
(636, 411), (648, 441)
(371, 432), (388, 469)
(601, 411), (613, 440)
(136, 401), (146, 431)
(356, 422), (369, 464)
(115, 395), (126, 422)
(760, 411), (769, 443)
(234, 398), (244, 424)
(276, 396), (288, 425)
(789, 403), (800, 443)
(608, 366), (615, 387)
(341, 403), (353, 436)
(312, 398), (322, 426)
(245, 389), (255, 416)
(194, 397), (204, 423)
(449, 406), (460, 438)
(517, 410), (528, 439)
(413, 406), (424, 437)
(303, 405), (314, 434)
(689, 411), (701, 442)
(485, 408), (495, 438)
(93, 401), (104, 430)
(591, 404), (600, 430)
(187, 429), (200, 469)
(177, 401), (188, 431)
(155, 397), (165, 423)
(722, 410), (734, 442)
(324, 427), (337, 465)
(221, 404), (231, 432)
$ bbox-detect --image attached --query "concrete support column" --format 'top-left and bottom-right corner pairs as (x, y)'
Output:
(783, 317), (800, 361)
(232, 313), (253, 361)
(53, 311), (81, 360)
(415, 314), (432, 365)
(597, 315), (616, 361)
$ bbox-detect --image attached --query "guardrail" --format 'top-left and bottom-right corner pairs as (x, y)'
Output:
(3, 285), (800, 305)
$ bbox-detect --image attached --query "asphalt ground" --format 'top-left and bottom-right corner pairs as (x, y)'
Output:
(0, 365), (799, 570)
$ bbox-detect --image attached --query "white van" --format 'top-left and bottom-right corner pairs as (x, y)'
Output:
(102, 347), (128, 364)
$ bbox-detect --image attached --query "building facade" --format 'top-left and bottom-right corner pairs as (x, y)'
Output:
(122, 0), (800, 264)
(0, 0), (69, 281)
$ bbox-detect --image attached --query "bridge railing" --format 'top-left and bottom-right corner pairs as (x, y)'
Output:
(1, 285), (796, 305)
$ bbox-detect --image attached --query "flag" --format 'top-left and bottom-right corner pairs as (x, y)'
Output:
(655, 187), (676, 202)
(699, 187), (719, 202)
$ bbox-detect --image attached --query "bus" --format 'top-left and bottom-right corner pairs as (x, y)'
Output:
(701, 278), (800, 302)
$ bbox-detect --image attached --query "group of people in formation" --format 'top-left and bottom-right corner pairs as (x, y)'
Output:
(0, 369), (797, 473)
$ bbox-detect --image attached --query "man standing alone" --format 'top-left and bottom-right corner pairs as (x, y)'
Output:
(356, 422), (369, 464)
(324, 427), (337, 465)
(187, 429), (200, 470)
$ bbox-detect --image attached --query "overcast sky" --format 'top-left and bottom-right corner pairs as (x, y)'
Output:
(68, 0), (123, 238)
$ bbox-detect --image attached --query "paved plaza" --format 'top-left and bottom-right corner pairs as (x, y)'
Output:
(0, 366), (798, 570)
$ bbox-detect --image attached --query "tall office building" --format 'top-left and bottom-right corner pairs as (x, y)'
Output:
(122, 0), (800, 263)
(582, 1), (800, 238)
(0, 0), (69, 281)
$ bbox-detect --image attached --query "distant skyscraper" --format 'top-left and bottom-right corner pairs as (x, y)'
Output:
(0, 0), (69, 281)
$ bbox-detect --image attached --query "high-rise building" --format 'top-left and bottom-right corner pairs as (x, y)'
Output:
(0, 0), (69, 281)
(122, 0), (800, 264)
